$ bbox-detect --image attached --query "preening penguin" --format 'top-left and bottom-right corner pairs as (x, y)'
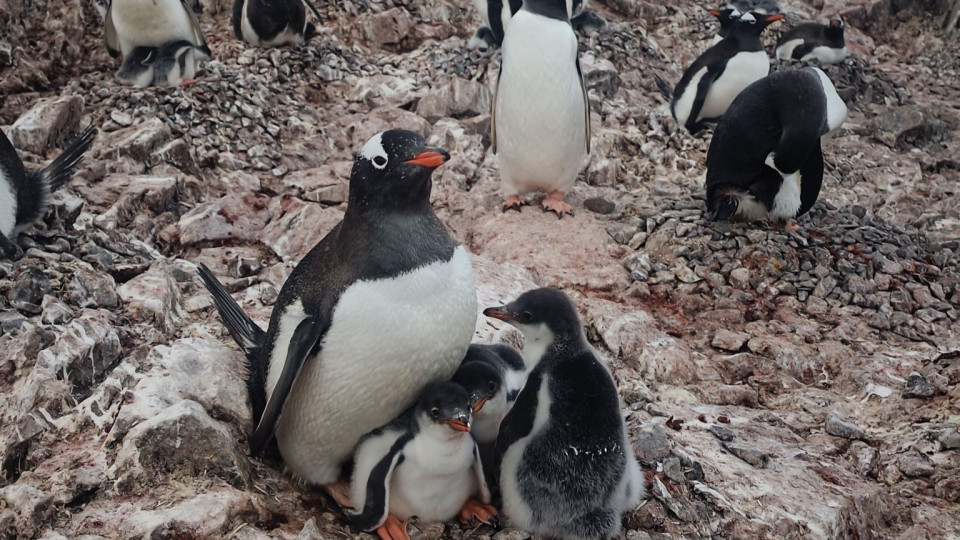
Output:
(776, 19), (847, 64)
(348, 382), (498, 540)
(493, 0), (591, 217)
(233, 0), (322, 47)
(484, 288), (645, 540)
(705, 67), (847, 229)
(665, 11), (783, 134)
(0, 125), (96, 259)
(198, 130), (478, 490)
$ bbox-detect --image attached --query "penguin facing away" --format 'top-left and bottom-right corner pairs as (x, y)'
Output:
(776, 19), (847, 64)
(705, 67), (847, 230)
(667, 11), (783, 135)
(493, 0), (591, 217)
(469, 0), (590, 50)
(233, 0), (321, 47)
(197, 130), (478, 490)
(0, 125), (96, 259)
(709, 7), (741, 44)
(348, 381), (498, 540)
(484, 288), (645, 540)
(104, 0), (211, 60)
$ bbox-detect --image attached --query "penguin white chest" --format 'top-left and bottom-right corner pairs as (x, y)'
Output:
(268, 246), (478, 485)
(495, 12), (588, 194)
(499, 377), (553, 529)
(699, 50), (769, 122)
(390, 432), (478, 521)
(110, 0), (197, 53)
(0, 164), (16, 236)
(771, 171), (802, 219)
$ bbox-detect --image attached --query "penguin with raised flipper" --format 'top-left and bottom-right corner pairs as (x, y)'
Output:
(484, 288), (645, 540)
(197, 130), (478, 501)
(776, 19), (847, 64)
(705, 67), (847, 230)
(0, 125), (96, 259)
(348, 381), (498, 540)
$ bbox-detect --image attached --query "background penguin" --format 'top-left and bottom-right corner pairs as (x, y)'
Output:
(776, 19), (847, 64)
(348, 381), (498, 540)
(233, 0), (322, 48)
(468, 0), (598, 51)
(104, 0), (211, 60)
(724, 0), (780, 15)
(705, 67), (847, 230)
(484, 288), (644, 540)
(197, 130), (478, 497)
(659, 11), (783, 135)
(493, 0), (591, 217)
(709, 7), (741, 44)
(0, 125), (96, 259)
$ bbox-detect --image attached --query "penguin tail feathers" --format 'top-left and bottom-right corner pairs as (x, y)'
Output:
(32, 125), (97, 193)
(707, 186), (741, 222)
(197, 263), (267, 361)
(653, 74), (673, 102)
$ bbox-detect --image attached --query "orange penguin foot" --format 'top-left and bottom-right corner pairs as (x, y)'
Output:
(180, 79), (198, 86)
(541, 191), (573, 218)
(376, 515), (410, 540)
(502, 195), (525, 212)
(773, 218), (800, 232)
(458, 497), (500, 526)
(324, 481), (353, 510)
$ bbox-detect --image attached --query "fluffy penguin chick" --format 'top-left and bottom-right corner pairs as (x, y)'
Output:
(484, 288), (645, 540)
(493, 0), (591, 217)
(349, 381), (498, 540)
(197, 130), (477, 489)
(0, 125), (96, 259)
(705, 67), (847, 229)
(776, 19), (847, 64)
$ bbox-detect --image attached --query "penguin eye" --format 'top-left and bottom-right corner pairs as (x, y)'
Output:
(430, 407), (440, 418)
(748, 18), (756, 24)
(521, 311), (534, 323)
(488, 381), (497, 393)
(372, 156), (388, 169)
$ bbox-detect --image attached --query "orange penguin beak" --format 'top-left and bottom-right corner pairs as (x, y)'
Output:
(473, 396), (489, 413)
(764, 13), (785, 23)
(483, 306), (515, 322)
(445, 417), (471, 432)
(404, 148), (451, 168)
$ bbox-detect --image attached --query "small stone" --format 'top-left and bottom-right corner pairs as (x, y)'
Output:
(897, 452), (935, 477)
(10, 267), (51, 305)
(712, 329), (749, 351)
(10, 95), (83, 153)
(584, 197), (616, 215)
(710, 425), (735, 442)
(902, 373), (933, 399)
(729, 267), (750, 289)
(633, 424), (673, 466)
(662, 456), (684, 483)
(825, 414), (865, 440)
(848, 441), (879, 478)
(938, 428), (960, 450)
(0, 311), (27, 334)
(722, 442), (769, 468)
(934, 478), (960, 502)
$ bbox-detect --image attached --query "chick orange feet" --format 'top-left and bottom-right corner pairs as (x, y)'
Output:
(502, 195), (524, 212)
(376, 515), (410, 540)
(458, 497), (499, 526)
(541, 190), (573, 218)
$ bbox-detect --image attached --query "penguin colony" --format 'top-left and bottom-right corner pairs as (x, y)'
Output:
(1, 0), (860, 537)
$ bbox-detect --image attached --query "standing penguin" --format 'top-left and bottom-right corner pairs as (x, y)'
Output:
(484, 288), (645, 540)
(776, 19), (847, 64)
(233, 0), (321, 47)
(0, 125), (96, 259)
(469, 0), (593, 50)
(348, 381), (498, 540)
(709, 7), (741, 44)
(198, 130), (478, 492)
(493, 0), (591, 217)
(663, 11), (783, 134)
(705, 67), (847, 230)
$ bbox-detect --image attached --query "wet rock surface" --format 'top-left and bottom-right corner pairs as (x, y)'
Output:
(0, 0), (958, 537)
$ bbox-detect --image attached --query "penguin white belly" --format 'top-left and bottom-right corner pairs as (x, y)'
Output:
(111, 0), (197, 54)
(495, 12), (587, 195)
(699, 51), (769, 122)
(810, 67), (847, 136)
(734, 193), (771, 221)
(269, 246), (478, 484)
(0, 166), (17, 236)
(672, 66), (707, 126)
(775, 39), (803, 61)
(770, 172), (802, 219)
(473, 0), (491, 28)
(801, 45), (848, 65)
(500, 377), (553, 530)
(472, 393), (508, 444)
(389, 435), (477, 521)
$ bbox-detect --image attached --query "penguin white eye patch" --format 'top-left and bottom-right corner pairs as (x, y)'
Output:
(361, 132), (389, 169)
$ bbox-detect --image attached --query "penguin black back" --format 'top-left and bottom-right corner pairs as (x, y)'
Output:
(776, 20), (846, 63)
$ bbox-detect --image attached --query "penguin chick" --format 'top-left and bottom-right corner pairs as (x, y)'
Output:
(349, 381), (498, 540)
(233, 0), (321, 47)
(667, 11), (784, 135)
(484, 288), (645, 540)
(705, 67), (847, 229)
(197, 129), (477, 491)
(105, 0), (211, 61)
(776, 19), (847, 64)
(709, 7), (741, 44)
(153, 40), (204, 87)
(493, 0), (591, 217)
(452, 354), (507, 445)
(0, 125), (96, 259)
(115, 46), (158, 87)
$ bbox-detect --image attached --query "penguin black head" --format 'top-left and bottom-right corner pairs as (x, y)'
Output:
(350, 130), (450, 213)
(825, 19), (844, 40)
(708, 7), (741, 30)
(415, 381), (473, 434)
(523, 0), (571, 22)
(729, 11), (784, 37)
(451, 360), (503, 414)
(483, 287), (584, 346)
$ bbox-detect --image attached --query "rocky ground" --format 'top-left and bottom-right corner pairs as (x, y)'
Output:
(1, 0), (959, 537)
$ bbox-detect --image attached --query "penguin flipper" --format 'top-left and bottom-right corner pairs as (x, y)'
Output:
(796, 143), (824, 217)
(575, 56), (591, 154)
(348, 431), (410, 531)
(104, 2), (121, 58)
(653, 73), (672, 102)
(180, 0), (209, 51)
(471, 442), (492, 504)
(491, 61), (503, 154)
(248, 316), (329, 456)
(493, 369), (541, 485)
(684, 66), (722, 133)
(34, 124), (97, 193)
(197, 263), (267, 358)
(302, 0), (323, 25)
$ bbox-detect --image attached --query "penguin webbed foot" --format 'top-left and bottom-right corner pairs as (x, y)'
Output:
(541, 191), (574, 218)
(501, 195), (525, 213)
(457, 497), (500, 527)
(376, 515), (410, 540)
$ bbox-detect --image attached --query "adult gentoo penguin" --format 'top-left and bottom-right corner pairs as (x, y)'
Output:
(198, 130), (478, 490)
(709, 7), (741, 44)
(776, 19), (847, 64)
(233, 0), (322, 47)
(663, 11), (783, 134)
(493, 0), (591, 217)
(469, 0), (593, 50)
(348, 381), (498, 540)
(0, 125), (96, 259)
(705, 67), (847, 230)
(484, 288), (645, 539)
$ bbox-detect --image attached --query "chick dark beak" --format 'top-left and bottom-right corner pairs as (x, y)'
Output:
(445, 414), (470, 432)
(404, 147), (451, 168)
(765, 13), (785, 23)
(473, 396), (489, 413)
(483, 306), (515, 322)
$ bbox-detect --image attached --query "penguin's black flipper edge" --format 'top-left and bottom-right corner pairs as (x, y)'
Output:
(575, 56), (591, 154)
(491, 61), (503, 154)
(348, 434), (410, 532)
(249, 316), (329, 456)
(180, 0), (209, 50)
(302, 0), (323, 25)
(36, 125), (97, 192)
(685, 67), (722, 134)
(796, 144), (824, 217)
(653, 73), (672, 102)
(104, 3), (121, 58)
(471, 442), (493, 504)
(197, 263), (267, 357)
(492, 370), (541, 485)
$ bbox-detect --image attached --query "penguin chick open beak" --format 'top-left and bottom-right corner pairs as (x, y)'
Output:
(472, 396), (489, 413)
(483, 306), (515, 322)
(764, 13), (784, 23)
(404, 148), (451, 168)
(444, 414), (471, 432)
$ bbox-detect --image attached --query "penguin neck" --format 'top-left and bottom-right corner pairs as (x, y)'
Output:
(726, 32), (764, 51)
(347, 179), (433, 217)
(521, 325), (585, 370)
